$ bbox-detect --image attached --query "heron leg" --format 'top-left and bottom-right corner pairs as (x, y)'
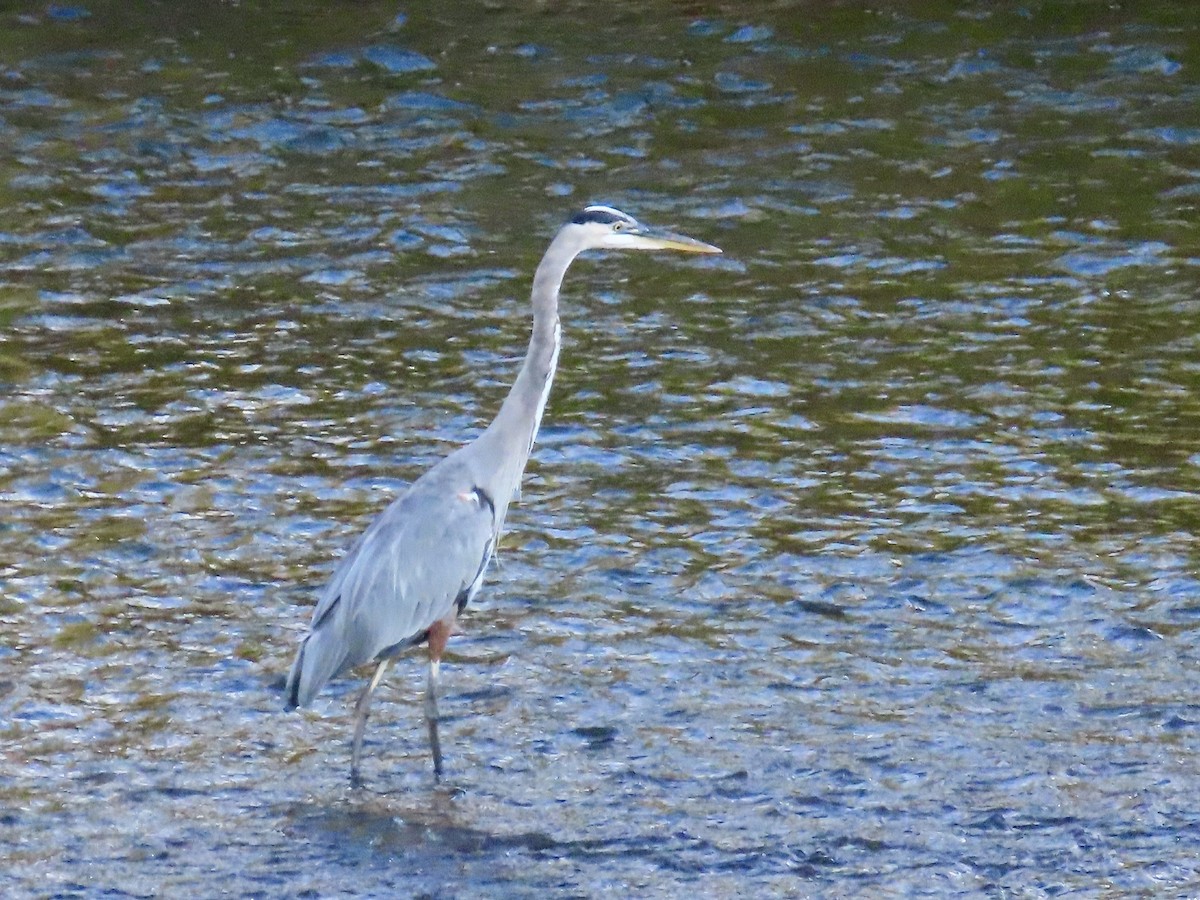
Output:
(425, 618), (453, 780)
(425, 657), (443, 780)
(350, 656), (392, 786)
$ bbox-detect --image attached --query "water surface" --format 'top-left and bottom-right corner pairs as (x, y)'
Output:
(2, 1), (1200, 896)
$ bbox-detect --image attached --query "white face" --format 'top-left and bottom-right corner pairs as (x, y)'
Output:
(571, 205), (643, 249)
(588, 218), (647, 250)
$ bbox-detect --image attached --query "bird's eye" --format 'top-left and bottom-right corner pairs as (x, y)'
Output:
(612, 221), (626, 232)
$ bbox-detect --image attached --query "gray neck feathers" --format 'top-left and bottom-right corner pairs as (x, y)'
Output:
(476, 227), (584, 523)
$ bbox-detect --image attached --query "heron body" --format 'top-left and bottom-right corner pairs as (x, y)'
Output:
(284, 205), (720, 782)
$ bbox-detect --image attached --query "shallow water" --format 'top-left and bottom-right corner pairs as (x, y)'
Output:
(2, 1), (1200, 896)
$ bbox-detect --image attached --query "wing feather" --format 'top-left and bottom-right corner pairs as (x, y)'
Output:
(284, 466), (496, 708)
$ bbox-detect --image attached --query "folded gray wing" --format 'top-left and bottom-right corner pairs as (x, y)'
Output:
(309, 477), (496, 670)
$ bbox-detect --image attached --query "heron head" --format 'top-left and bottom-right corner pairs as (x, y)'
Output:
(568, 205), (722, 255)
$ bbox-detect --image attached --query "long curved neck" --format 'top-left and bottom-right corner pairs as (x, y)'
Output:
(475, 228), (584, 519)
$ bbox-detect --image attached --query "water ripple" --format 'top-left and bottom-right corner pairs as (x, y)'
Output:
(2, 2), (1200, 896)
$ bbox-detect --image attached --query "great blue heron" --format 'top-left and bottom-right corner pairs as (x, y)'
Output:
(284, 205), (721, 782)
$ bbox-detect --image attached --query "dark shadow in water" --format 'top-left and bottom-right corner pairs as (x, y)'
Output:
(793, 598), (850, 620)
(284, 796), (557, 857)
(282, 791), (844, 877)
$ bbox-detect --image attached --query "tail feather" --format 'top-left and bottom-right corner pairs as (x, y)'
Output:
(283, 640), (307, 710)
(283, 627), (348, 710)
